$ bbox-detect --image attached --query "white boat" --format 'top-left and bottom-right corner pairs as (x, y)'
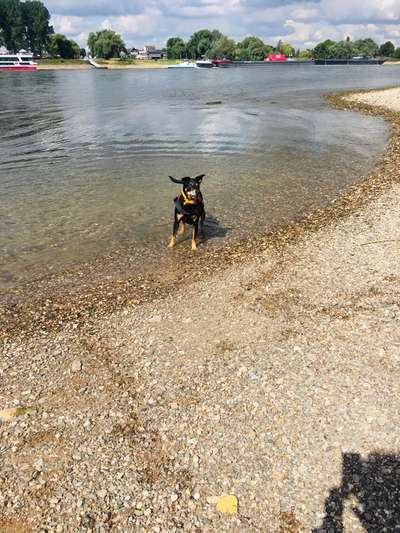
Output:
(168, 60), (196, 69)
(196, 59), (214, 68)
(0, 50), (37, 71)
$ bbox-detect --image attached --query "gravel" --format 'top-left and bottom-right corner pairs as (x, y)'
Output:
(1, 88), (400, 531)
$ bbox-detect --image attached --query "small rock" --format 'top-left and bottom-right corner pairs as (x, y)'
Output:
(35, 458), (44, 472)
(149, 315), (161, 323)
(97, 489), (107, 499)
(170, 493), (179, 503)
(71, 359), (82, 372)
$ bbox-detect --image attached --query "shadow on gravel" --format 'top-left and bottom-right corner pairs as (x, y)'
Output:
(202, 214), (230, 242)
(313, 452), (400, 532)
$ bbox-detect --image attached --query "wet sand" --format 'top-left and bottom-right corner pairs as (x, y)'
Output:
(1, 88), (400, 531)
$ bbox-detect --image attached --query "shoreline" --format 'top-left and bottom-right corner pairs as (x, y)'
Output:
(1, 86), (400, 342)
(37, 61), (171, 70)
(1, 88), (400, 530)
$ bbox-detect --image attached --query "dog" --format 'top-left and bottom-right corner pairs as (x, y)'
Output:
(168, 174), (205, 250)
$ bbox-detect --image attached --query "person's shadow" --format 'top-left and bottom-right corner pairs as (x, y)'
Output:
(313, 453), (400, 532)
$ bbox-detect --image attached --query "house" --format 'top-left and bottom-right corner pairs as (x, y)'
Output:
(133, 46), (166, 60)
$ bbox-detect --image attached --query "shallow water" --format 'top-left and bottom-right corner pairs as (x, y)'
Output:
(1, 65), (399, 289)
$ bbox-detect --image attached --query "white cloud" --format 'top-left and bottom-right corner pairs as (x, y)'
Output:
(49, 0), (400, 48)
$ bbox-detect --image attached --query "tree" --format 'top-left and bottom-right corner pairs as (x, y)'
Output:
(79, 47), (86, 58)
(87, 29), (125, 59)
(298, 49), (312, 59)
(380, 41), (395, 57)
(21, 0), (53, 56)
(354, 38), (379, 57)
(0, 0), (25, 52)
(48, 33), (80, 59)
(326, 40), (355, 59)
(236, 36), (272, 61)
(186, 29), (222, 59)
(280, 42), (295, 57)
(208, 36), (236, 59)
(312, 39), (335, 59)
(394, 47), (400, 59)
(166, 36), (186, 59)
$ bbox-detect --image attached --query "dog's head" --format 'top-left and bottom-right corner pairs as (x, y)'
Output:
(169, 174), (205, 201)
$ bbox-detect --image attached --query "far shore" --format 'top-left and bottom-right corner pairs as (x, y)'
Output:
(1, 86), (400, 531)
(37, 59), (175, 70)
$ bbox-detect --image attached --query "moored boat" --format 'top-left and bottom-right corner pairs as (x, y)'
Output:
(212, 58), (233, 67)
(168, 60), (196, 69)
(196, 59), (214, 68)
(315, 56), (384, 65)
(0, 50), (37, 71)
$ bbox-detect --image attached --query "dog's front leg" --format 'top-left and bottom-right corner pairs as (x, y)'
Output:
(192, 218), (199, 250)
(168, 211), (179, 248)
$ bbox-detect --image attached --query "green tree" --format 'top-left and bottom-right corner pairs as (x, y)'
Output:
(166, 36), (186, 59)
(48, 33), (80, 59)
(298, 49), (312, 59)
(186, 29), (222, 59)
(236, 36), (272, 61)
(87, 29), (125, 59)
(380, 41), (395, 57)
(0, 0), (25, 52)
(280, 42), (295, 56)
(312, 39), (335, 59)
(21, 0), (53, 56)
(208, 35), (236, 59)
(79, 47), (86, 58)
(394, 47), (400, 59)
(327, 40), (355, 59)
(354, 38), (379, 57)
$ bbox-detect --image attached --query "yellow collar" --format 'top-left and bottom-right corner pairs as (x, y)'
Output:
(181, 190), (196, 205)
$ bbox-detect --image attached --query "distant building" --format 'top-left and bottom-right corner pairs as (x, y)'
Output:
(132, 46), (166, 60)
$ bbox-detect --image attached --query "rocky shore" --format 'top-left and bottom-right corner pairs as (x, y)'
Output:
(1, 88), (400, 532)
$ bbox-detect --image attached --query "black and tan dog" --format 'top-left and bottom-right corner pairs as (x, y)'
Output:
(168, 174), (205, 250)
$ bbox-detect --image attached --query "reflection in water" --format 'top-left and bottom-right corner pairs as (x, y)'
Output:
(1, 66), (399, 288)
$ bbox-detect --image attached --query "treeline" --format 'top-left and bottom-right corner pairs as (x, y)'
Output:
(167, 30), (400, 61)
(313, 37), (400, 59)
(2, 0), (400, 62)
(167, 30), (296, 61)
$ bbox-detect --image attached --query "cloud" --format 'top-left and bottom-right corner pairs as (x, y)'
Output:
(49, 0), (400, 48)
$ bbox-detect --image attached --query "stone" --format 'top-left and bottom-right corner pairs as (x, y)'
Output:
(71, 359), (82, 372)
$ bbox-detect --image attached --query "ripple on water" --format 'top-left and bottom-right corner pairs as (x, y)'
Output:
(0, 66), (396, 289)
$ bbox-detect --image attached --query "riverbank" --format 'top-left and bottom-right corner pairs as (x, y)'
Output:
(37, 59), (175, 70)
(1, 88), (400, 531)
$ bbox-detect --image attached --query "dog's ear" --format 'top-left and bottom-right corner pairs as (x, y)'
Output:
(195, 174), (205, 184)
(169, 175), (183, 184)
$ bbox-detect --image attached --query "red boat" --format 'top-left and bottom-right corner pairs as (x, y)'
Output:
(212, 58), (233, 67)
(266, 52), (287, 62)
(0, 50), (37, 71)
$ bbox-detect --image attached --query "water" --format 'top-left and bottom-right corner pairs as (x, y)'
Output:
(1, 65), (399, 290)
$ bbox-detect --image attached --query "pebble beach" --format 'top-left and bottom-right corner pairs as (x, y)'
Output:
(1, 87), (400, 531)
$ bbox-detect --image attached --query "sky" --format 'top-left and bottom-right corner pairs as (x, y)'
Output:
(47, 0), (400, 49)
